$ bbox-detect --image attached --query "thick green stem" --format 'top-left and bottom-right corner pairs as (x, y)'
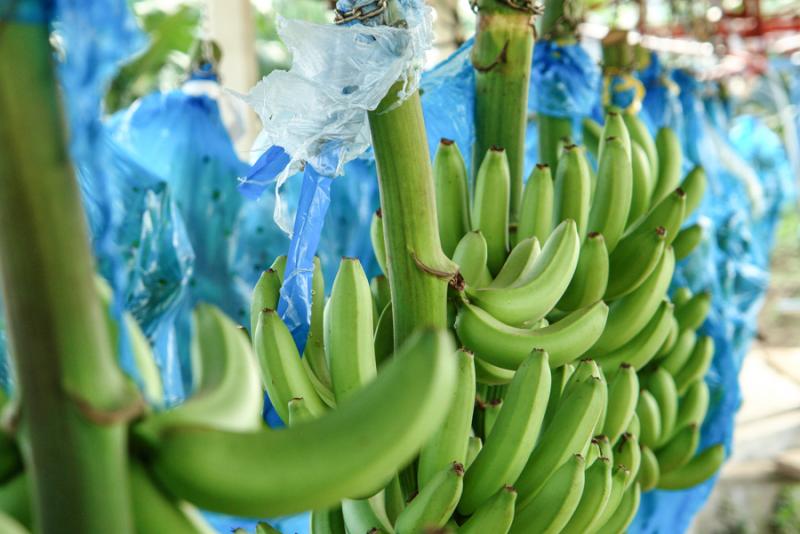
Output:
(0, 22), (139, 533)
(472, 0), (535, 222)
(537, 0), (585, 171)
(368, 86), (456, 346)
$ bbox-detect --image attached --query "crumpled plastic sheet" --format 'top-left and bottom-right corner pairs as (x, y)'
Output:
(602, 72), (645, 113)
(107, 86), (256, 400)
(236, 0), (433, 400)
(530, 39), (601, 119)
(629, 70), (793, 534)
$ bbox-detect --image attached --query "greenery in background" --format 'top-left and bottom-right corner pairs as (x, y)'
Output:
(771, 484), (800, 534)
(106, 0), (331, 113)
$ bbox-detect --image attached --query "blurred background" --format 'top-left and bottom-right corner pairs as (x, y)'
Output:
(93, 0), (800, 530)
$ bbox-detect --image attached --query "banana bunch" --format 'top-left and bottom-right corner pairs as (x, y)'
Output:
(350, 108), (725, 533)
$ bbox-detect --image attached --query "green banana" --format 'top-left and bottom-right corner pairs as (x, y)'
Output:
(459, 351), (551, 514)
(657, 423), (700, 473)
(675, 291), (712, 332)
(637, 390), (662, 449)
(136, 305), (263, 440)
(672, 287), (692, 307)
(680, 166), (707, 218)
(510, 454), (586, 534)
(434, 139), (472, 257)
(627, 142), (655, 226)
(465, 219), (580, 326)
(475, 356), (515, 385)
(484, 399), (503, 438)
(595, 483), (641, 534)
(593, 248), (675, 355)
(675, 336), (715, 395)
(371, 209), (388, 276)
(651, 127), (682, 205)
(270, 255), (288, 281)
(384, 475), (405, 526)
(0, 512), (27, 534)
(605, 226), (667, 301)
(675, 381), (710, 431)
(473, 147), (511, 275)
(395, 463), (463, 534)
(255, 522), (281, 534)
(648, 368), (679, 446)
(591, 465), (630, 529)
(325, 258), (377, 402)
(626, 413), (641, 440)
(466, 437), (483, 470)
(371, 276), (391, 319)
(638, 445), (660, 491)
(615, 433), (642, 489)
(288, 397), (314, 426)
(304, 257), (332, 390)
(596, 434), (614, 464)
(251, 270), (281, 336)
(130, 461), (214, 534)
(515, 377), (605, 503)
(629, 188), (686, 247)
(596, 300), (674, 373)
(598, 112), (632, 162)
(459, 486), (516, 534)
(490, 237), (541, 288)
(660, 329), (697, 376)
(0, 474), (30, 529)
(541, 363), (575, 431)
(418, 350), (476, 488)
(586, 439), (602, 466)
(96, 277), (164, 406)
(582, 118), (603, 160)
(623, 112), (659, 183)
(557, 232), (609, 311)
(342, 496), (393, 534)
(603, 364), (639, 443)
(673, 224), (704, 261)
(518, 164), (554, 244)
(657, 444), (725, 490)
(147, 329), (457, 517)
(452, 231), (492, 288)
(374, 303), (394, 367)
(561, 457), (613, 534)
(455, 299), (608, 370)
(658, 315), (680, 357)
(554, 145), (593, 239)
(311, 507), (347, 534)
(588, 136), (633, 252)
(252, 308), (325, 424)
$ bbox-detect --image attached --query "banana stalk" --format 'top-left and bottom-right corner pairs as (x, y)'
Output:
(0, 21), (141, 533)
(537, 0), (582, 172)
(473, 0), (536, 221)
(368, 85), (456, 344)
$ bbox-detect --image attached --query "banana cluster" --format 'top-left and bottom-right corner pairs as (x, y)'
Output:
(309, 109), (723, 533)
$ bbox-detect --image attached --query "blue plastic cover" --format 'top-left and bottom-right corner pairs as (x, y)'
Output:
(636, 51), (683, 133)
(530, 39), (601, 119)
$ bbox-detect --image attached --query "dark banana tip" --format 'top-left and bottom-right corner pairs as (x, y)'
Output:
(588, 231), (602, 239)
(261, 307), (276, 314)
(440, 138), (455, 146)
(458, 346), (475, 356)
(606, 135), (619, 141)
(620, 362), (632, 369)
(564, 143), (578, 150)
(503, 485), (517, 493)
(375, 208), (382, 218)
(449, 272), (465, 292)
(656, 226), (667, 237)
(675, 187), (687, 197)
(490, 145), (505, 152)
(489, 398), (502, 407)
(452, 462), (465, 476)
(536, 163), (550, 169)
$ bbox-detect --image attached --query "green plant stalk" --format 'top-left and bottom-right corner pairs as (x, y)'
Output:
(368, 85), (456, 345)
(537, 0), (584, 172)
(472, 0), (535, 222)
(0, 22), (140, 534)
